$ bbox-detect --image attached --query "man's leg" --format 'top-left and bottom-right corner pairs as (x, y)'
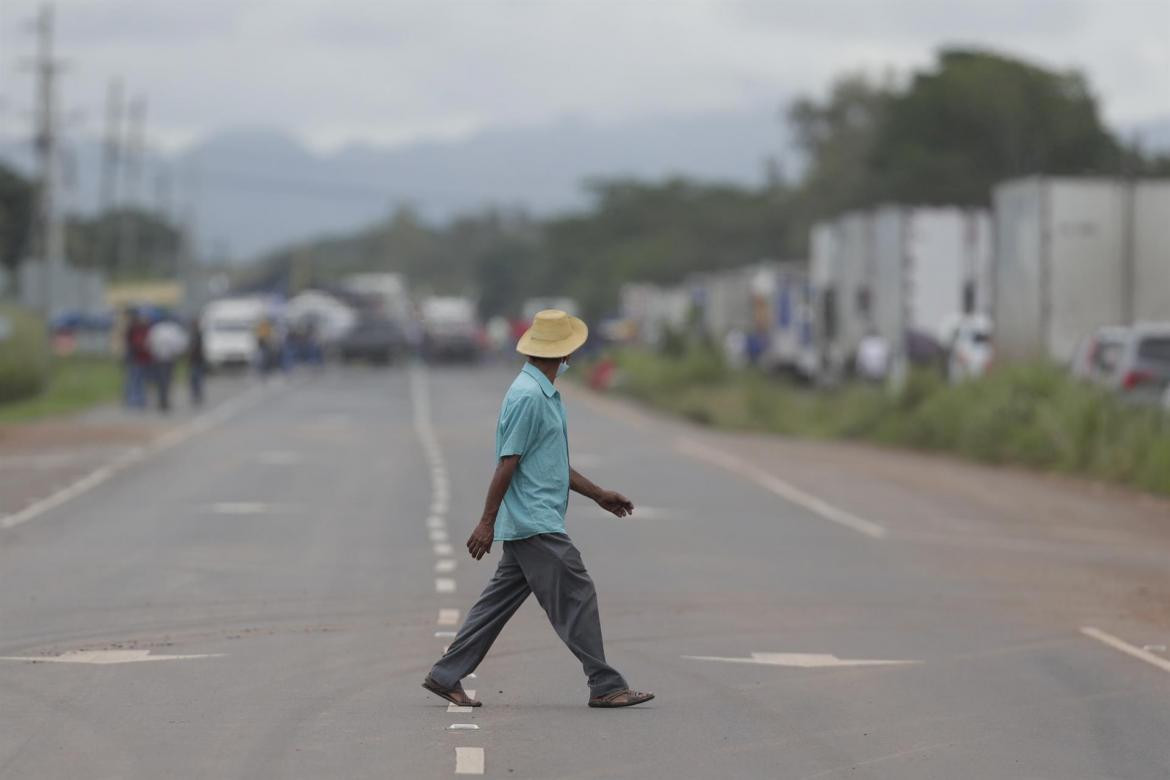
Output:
(510, 533), (628, 698)
(428, 543), (531, 689)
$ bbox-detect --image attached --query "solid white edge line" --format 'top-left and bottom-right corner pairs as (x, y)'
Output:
(675, 436), (887, 539)
(1081, 626), (1170, 674)
(455, 746), (485, 775)
(1, 384), (272, 531)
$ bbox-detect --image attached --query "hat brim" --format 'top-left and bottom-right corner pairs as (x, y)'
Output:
(516, 316), (588, 358)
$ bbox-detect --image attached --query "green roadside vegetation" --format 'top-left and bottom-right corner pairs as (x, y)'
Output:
(0, 304), (121, 423)
(0, 356), (121, 423)
(590, 346), (1170, 497)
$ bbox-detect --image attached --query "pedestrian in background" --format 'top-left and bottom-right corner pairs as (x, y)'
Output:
(188, 317), (207, 407)
(146, 318), (188, 414)
(422, 309), (654, 710)
(123, 308), (151, 410)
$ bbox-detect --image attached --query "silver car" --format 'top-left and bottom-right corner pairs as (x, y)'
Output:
(1073, 323), (1170, 404)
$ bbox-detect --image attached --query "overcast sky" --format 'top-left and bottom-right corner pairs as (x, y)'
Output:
(1, 0), (1168, 152)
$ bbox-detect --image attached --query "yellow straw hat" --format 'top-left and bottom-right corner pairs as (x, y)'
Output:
(516, 309), (588, 358)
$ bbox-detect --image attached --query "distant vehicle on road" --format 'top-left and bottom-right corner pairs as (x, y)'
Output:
(337, 315), (404, 365)
(201, 297), (270, 368)
(522, 297), (580, 322)
(1071, 323), (1170, 404)
(421, 297), (481, 361)
(945, 314), (994, 383)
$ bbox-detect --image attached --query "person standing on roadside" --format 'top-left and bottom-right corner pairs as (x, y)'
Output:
(422, 309), (654, 710)
(146, 317), (188, 414)
(124, 308), (151, 410)
(188, 317), (207, 407)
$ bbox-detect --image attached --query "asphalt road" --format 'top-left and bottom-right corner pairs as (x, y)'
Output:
(1, 362), (1168, 779)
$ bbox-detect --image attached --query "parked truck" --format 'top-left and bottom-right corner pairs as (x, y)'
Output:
(993, 177), (1170, 362)
(811, 206), (992, 378)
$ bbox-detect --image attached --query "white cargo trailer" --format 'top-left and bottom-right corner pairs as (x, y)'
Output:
(811, 206), (992, 376)
(993, 177), (1170, 362)
(1133, 181), (1170, 324)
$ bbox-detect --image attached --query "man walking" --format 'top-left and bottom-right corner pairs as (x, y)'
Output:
(422, 309), (654, 709)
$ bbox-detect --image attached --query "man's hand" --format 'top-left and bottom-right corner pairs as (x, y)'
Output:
(466, 518), (495, 560)
(596, 489), (634, 518)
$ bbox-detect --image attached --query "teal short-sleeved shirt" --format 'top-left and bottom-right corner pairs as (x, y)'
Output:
(493, 362), (570, 541)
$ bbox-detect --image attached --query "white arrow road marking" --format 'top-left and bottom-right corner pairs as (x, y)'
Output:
(455, 746), (485, 774)
(683, 652), (918, 668)
(0, 650), (225, 665)
(1081, 626), (1170, 674)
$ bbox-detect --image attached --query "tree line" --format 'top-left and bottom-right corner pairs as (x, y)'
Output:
(3, 48), (1167, 318)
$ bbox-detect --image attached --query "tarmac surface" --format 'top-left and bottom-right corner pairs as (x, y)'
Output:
(1, 362), (1168, 779)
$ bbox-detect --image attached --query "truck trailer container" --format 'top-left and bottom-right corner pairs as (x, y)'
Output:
(993, 177), (1170, 362)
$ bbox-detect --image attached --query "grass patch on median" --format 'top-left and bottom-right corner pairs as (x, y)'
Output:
(0, 355), (122, 423)
(588, 347), (1170, 497)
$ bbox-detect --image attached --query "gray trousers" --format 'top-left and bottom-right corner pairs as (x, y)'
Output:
(429, 532), (627, 697)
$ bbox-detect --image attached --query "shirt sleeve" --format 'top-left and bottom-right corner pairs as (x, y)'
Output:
(497, 394), (537, 458)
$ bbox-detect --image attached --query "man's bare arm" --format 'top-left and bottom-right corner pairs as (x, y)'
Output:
(467, 455), (519, 560)
(571, 467), (634, 518)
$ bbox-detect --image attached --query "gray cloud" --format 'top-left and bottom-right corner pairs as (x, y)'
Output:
(0, 0), (1165, 152)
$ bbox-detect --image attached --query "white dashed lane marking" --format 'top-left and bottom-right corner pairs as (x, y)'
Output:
(435, 559), (457, 573)
(438, 608), (460, 625)
(436, 578), (456, 594)
(434, 543), (454, 556)
(455, 747), (485, 775)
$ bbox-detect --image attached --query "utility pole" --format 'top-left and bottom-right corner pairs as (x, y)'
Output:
(117, 95), (146, 278)
(153, 165), (172, 278)
(26, 3), (66, 317)
(96, 77), (123, 272)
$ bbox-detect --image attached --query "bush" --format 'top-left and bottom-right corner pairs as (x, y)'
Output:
(0, 305), (48, 403)
(593, 348), (1170, 496)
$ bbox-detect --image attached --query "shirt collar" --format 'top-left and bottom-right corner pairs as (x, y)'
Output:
(522, 361), (559, 398)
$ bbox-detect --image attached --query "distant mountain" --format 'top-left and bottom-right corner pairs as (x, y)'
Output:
(1125, 115), (1170, 154)
(0, 107), (794, 261)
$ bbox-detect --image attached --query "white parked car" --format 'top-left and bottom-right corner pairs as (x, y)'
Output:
(201, 297), (270, 368)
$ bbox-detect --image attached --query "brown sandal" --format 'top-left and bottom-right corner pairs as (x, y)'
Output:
(422, 676), (482, 707)
(588, 688), (655, 708)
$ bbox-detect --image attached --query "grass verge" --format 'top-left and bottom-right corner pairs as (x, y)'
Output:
(589, 346), (1170, 497)
(0, 355), (122, 423)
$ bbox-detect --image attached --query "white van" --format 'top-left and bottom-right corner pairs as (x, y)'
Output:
(201, 297), (269, 368)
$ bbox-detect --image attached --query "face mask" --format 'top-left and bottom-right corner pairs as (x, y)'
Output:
(557, 360), (571, 377)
